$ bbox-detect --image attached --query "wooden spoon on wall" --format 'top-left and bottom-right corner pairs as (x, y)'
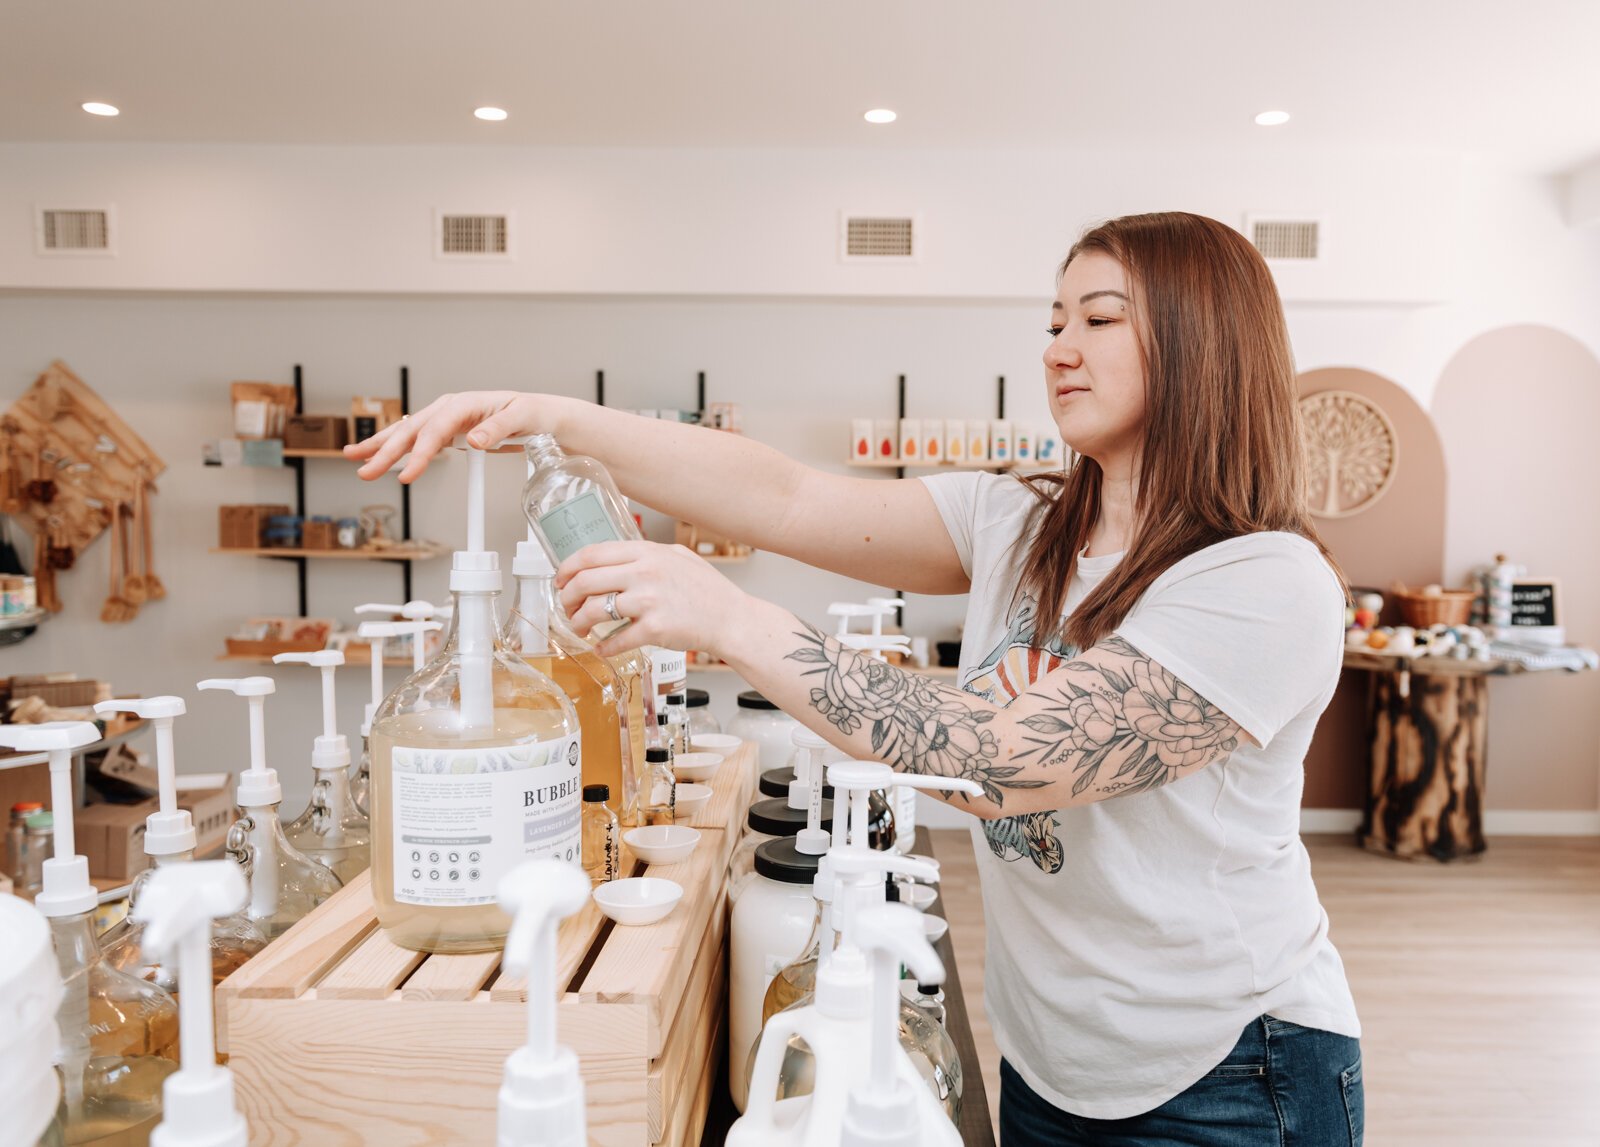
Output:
(100, 502), (135, 623)
(138, 475), (163, 600)
(34, 527), (61, 613)
(122, 489), (148, 605)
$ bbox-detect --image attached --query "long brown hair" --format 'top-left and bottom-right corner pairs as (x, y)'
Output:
(1016, 211), (1345, 650)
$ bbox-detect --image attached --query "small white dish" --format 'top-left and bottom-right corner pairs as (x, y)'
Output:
(922, 914), (950, 944)
(624, 825), (701, 865)
(673, 783), (714, 820)
(673, 751), (725, 782)
(593, 877), (683, 926)
(690, 733), (742, 755)
(901, 884), (938, 912)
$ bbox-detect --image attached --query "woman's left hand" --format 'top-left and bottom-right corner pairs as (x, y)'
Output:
(557, 540), (750, 658)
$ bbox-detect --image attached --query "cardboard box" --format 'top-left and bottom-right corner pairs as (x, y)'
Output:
(284, 415), (352, 452)
(76, 799), (152, 883)
(219, 504), (293, 549)
(8, 675), (107, 708)
(179, 784), (236, 857)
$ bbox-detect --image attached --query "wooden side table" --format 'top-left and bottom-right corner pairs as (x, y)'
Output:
(1342, 649), (1589, 862)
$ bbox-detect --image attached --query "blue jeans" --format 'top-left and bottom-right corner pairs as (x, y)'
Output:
(999, 1016), (1363, 1146)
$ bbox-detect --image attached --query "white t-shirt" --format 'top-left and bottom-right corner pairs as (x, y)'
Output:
(922, 471), (1360, 1120)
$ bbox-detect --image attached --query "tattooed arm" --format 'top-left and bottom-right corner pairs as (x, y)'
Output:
(719, 602), (1243, 820)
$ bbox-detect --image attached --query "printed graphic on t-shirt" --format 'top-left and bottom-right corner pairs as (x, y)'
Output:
(961, 595), (1075, 875)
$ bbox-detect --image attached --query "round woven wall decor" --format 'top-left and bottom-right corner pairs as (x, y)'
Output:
(1298, 389), (1399, 519)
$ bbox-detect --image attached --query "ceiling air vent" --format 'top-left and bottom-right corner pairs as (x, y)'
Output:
(36, 207), (115, 256)
(1246, 215), (1322, 261)
(436, 211), (513, 259)
(840, 214), (918, 262)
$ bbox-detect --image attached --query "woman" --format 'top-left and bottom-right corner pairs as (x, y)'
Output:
(349, 211), (1363, 1145)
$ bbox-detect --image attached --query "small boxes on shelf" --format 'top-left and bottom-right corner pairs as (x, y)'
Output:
(301, 517), (338, 551)
(284, 414), (352, 452)
(218, 504), (293, 549)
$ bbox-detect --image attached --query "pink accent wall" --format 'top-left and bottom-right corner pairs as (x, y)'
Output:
(1432, 325), (1600, 812)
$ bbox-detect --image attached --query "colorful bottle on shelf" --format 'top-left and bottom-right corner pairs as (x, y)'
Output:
(0, 721), (181, 1147)
(92, 697), (267, 996)
(197, 677), (343, 941)
(369, 447), (583, 954)
(272, 651), (372, 883)
(505, 540), (631, 814)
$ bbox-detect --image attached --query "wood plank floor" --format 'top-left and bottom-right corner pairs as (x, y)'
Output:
(928, 830), (1600, 1146)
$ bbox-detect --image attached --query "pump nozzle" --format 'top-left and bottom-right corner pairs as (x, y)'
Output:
(839, 904), (956, 1147)
(272, 651), (350, 763)
(135, 861), (250, 1147)
(0, 722), (100, 917)
(355, 600), (449, 621)
(496, 859), (590, 1147)
(357, 620), (403, 735)
(196, 677), (281, 809)
(95, 697), (196, 857)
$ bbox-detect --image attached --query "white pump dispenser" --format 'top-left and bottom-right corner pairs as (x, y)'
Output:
(274, 650), (371, 882)
(356, 600), (446, 674)
(0, 721), (101, 918)
(135, 861), (252, 1147)
(197, 677), (341, 937)
(96, 696), (196, 857)
(839, 905), (956, 1147)
(495, 859), (591, 1147)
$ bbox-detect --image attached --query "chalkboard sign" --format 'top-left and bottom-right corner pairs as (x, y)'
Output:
(1510, 579), (1560, 628)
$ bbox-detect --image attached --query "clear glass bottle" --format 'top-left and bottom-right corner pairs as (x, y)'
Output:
(371, 447), (584, 954)
(643, 746), (676, 826)
(581, 784), (620, 886)
(275, 653), (373, 883)
(101, 850), (267, 995)
(198, 677), (344, 942)
(665, 692), (691, 758)
(684, 689), (720, 737)
(7, 799), (44, 884)
(48, 908), (182, 1146)
(609, 646), (650, 825)
(505, 540), (631, 817)
(521, 433), (642, 578)
(21, 810), (52, 896)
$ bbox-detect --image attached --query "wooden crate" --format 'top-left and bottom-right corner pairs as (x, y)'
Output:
(218, 742), (757, 1146)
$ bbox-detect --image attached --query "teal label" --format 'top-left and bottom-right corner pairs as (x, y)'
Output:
(538, 491), (622, 562)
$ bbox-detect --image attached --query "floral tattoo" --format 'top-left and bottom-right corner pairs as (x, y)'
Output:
(784, 626), (1239, 812)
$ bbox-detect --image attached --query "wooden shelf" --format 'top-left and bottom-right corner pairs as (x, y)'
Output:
(847, 458), (1053, 472)
(210, 544), (446, 561)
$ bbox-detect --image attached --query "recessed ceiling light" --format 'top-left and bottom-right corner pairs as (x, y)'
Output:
(81, 102), (120, 117)
(474, 107), (508, 122)
(1254, 110), (1290, 127)
(863, 108), (897, 125)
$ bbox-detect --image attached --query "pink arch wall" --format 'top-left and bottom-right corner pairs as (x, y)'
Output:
(1432, 325), (1600, 813)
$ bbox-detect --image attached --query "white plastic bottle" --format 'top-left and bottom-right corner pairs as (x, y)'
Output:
(0, 891), (65, 1147)
(369, 447), (583, 954)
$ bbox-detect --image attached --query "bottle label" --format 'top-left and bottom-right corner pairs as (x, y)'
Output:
(647, 647), (687, 692)
(390, 734), (582, 907)
(538, 491), (621, 563)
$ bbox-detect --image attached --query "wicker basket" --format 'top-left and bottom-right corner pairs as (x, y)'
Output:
(1393, 588), (1476, 628)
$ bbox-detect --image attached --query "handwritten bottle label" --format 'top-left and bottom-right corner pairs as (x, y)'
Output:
(537, 491), (622, 563)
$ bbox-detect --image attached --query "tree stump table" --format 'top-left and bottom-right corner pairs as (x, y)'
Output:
(1353, 654), (1492, 862)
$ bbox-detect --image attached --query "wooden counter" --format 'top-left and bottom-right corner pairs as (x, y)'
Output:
(217, 742), (758, 1146)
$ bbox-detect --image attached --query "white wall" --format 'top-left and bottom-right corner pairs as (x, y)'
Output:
(2, 141), (1598, 819)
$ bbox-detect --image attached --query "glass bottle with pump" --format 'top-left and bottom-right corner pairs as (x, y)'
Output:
(370, 447), (584, 954)
(0, 721), (181, 1147)
(197, 677), (343, 941)
(92, 697), (267, 995)
(350, 607), (441, 818)
(273, 651), (372, 882)
(505, 540), (632, 816)
(581, 785), (620, 886)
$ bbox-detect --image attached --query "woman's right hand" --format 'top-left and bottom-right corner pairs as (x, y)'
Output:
(342, 390), (545, 483)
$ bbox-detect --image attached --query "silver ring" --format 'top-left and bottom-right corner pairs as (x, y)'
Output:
(603, 592), (624, 624)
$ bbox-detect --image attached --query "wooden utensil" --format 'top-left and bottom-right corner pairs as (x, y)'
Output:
(24, 449), (56, 505)
(46, 516), (75, 571)
(121, 491), (147, 605)
(136, 473), (163, 600)
(34, 527), (61, 613)
(101, 502), (135, 623)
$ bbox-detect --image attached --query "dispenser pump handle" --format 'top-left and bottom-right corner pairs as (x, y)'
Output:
(273, 651), (345, 740)
(0, 720), (100, 753)
(854, 903), (944, 991)
(135, 861), (251, 1147)
(94, 697), (195, 856)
